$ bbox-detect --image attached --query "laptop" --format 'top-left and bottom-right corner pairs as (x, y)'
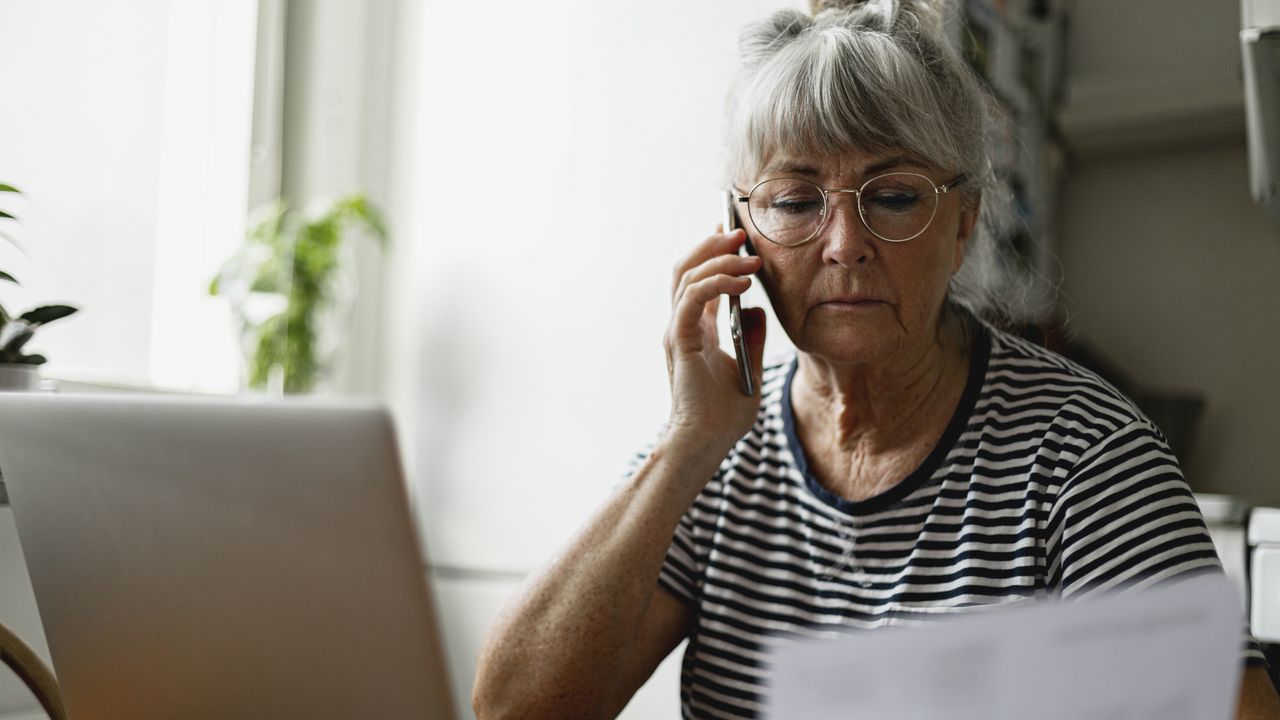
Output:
(0, 391), (457, 720)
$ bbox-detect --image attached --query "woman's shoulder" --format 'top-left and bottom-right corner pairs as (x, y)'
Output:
(978, 322), (1151, 436)
(754, 353), (799, 425)
(761, 353), (796, 391)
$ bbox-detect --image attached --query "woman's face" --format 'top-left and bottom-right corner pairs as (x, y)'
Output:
(739, 148), (979, 367)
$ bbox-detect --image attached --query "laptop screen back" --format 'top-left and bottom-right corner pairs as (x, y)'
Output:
(0, 392), (456, 720)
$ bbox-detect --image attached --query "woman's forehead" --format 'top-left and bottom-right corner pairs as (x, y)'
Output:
(756, 149), (933, 180)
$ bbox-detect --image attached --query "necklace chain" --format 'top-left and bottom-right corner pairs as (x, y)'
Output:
(819, 514), (868, 586)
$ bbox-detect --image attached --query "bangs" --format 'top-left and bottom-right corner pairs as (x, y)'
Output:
(727, 27), (962, 184)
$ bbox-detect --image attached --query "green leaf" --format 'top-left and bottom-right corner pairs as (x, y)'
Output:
(0, 184), (19, 194)
(0, 210), (14, 221)
(224, 192), (389, 394)
(17, 354), (46, 365)
(0, 271), (18, 286)
(367, 211), (388, 243)
(0, 320), (34, 352)
(0, 229), (30, 257)
(19, 305), (78, 326)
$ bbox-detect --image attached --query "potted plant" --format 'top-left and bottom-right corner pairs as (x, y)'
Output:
(0, 183), (79, 391)
(209, 194), (386, 395)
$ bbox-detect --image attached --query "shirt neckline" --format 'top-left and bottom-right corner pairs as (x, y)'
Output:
(780, 320), (992, 516)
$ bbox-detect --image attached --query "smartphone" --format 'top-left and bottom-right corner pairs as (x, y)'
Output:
(721, 190), (756, 397)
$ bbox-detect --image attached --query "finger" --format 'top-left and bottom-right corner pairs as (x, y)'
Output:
(673, 252), (760, 310)
(702, 292), (720, 326)
(672, 275), (751, 346)
(672, 252), (762, 309)
(671, 228), (747, 298)
(671, 228), (747, 296)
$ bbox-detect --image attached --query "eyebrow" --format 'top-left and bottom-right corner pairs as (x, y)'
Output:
(761, 155), (929, 178)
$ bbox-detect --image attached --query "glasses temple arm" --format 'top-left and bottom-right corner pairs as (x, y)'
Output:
(939, 173), (968, 193)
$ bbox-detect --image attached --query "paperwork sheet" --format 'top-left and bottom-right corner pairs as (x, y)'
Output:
(766, 576), (1243, 719)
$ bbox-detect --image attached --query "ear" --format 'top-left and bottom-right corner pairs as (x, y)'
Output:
(951, 194), (981, 276)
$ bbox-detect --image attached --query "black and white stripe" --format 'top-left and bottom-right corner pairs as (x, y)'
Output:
(627, 320), (1264, 719)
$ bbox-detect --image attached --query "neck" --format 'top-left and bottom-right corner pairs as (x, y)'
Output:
(792, 309), (971, 456)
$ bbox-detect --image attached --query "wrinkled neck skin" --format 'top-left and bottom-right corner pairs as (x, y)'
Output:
(792, 306), (972, 460)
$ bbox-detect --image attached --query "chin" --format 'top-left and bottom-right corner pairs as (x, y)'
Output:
(797, 319), (904, 365)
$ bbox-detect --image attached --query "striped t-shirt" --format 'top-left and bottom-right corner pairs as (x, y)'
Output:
(632, 319), (1264, 719)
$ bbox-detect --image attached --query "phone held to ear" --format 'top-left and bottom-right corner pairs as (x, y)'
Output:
(722, 190), (756, 397)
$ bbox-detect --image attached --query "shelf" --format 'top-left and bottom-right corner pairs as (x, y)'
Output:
(1057, 76), (1246, 157)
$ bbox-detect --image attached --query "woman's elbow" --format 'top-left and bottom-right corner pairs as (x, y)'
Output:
(470, 677), (508, 720)
(471, 646), (519, 720)
(473, 680), (597, 720)
(473, 652), (610, 720)
(471, 649), (566, 720)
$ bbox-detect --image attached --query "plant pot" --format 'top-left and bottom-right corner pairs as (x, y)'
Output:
(0, 364), (40, 392)
(0, 364), (40, 505)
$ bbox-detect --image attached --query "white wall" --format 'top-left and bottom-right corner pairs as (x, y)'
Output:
(386, 0), (804, 575)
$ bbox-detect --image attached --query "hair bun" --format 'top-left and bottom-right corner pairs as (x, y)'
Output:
(808, 0), (871, 14)
(739, 9), (811, 66)
(808, 0), (945, 40)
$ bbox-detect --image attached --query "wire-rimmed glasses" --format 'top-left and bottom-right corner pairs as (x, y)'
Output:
(733, 172), (967, 246)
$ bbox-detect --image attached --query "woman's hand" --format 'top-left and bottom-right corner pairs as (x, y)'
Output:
(664, 226), (768, 451)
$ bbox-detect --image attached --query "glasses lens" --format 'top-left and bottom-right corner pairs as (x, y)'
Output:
(859, 173), (939, 242)
(746, 179), (824, 246)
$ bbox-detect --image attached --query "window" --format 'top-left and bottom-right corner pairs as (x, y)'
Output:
(0, 2), (258, 392)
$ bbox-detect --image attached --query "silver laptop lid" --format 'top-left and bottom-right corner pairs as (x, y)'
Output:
(0, 392), (456, 720)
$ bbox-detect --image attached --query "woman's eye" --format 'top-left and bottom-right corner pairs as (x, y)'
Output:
(771, 198), (823, 215)
(868, 193), (919, 212)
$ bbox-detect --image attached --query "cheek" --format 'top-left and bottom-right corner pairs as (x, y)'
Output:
(914, 251), (956, 299)
(880, 244), (956, 321)
(756, 251), (816, 324)
(934, 212), (968, 276)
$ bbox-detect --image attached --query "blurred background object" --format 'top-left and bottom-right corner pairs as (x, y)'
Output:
(0, 183), (79, 391)
(209, 194), (386, 395)
(1240, 0), (1280, 223)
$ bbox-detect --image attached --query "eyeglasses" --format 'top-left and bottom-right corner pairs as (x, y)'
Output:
(733, 172), (967, 246)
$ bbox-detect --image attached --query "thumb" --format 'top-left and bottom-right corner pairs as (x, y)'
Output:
(743, 307), (768, 394)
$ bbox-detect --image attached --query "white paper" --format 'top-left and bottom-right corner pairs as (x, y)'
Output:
(766, 575), (1243, 720)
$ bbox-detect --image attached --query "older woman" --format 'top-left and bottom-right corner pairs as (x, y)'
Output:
(473, 1), (1280, 718)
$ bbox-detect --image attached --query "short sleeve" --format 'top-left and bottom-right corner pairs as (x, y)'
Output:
(1045, 419), (1268, 667)
(657, 500), (704, 606)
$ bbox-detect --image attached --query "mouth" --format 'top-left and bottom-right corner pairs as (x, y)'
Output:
(816, 296), (885, 307)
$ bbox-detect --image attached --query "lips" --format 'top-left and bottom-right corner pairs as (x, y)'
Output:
(818, 295), (883, 305)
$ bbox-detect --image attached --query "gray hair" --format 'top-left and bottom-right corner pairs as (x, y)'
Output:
(724, 0), (1032, 324)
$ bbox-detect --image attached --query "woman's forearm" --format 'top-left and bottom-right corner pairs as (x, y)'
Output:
(472, 433), (725, 719)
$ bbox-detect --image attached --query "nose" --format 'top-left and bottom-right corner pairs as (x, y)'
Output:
(817, 190), (875, 266)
